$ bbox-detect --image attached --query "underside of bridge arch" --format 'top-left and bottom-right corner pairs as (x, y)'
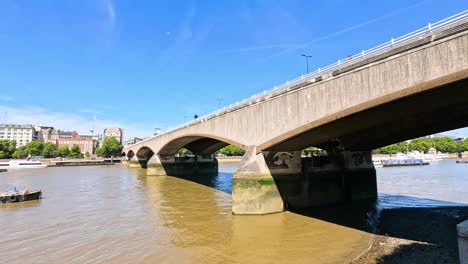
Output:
(146, 135), (246, 177)
(261, 76), (468, 153)
(122, 150), (135, 166)
(132, 147), (154, 168)
(158, 135), (245, 156)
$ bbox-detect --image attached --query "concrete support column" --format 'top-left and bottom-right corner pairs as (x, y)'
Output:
(147, 154), (218, 177)
(458, 220), (468, 264)
(195, 154), (219, 175)
(268, 149), (377, 210)
(232, 146), (290, 215)
(129, 156), (141, 168)
(147, 155), (169, 176)
(341, 151), (377, 201)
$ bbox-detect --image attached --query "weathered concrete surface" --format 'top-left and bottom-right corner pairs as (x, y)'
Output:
(129, 156), (141, 168)
(273, 151), (376, 209)
(459, 220), (468, 264)
(146, 155), (167, 176)
(147, 155), (218, 177)
(232, 146), (377, 214)
(232, 146), (285, 214)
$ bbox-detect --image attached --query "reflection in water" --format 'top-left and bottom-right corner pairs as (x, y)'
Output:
(0, 160), (465, 263)
(1, 199), (42, 209)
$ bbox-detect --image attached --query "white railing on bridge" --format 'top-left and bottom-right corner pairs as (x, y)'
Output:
(131, 10), (468, 147)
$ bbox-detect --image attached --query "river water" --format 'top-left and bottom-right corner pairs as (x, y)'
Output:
(0, 160), (467, 263)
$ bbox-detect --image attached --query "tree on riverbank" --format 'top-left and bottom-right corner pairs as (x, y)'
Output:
(217, 145), (245, 156)
(373, 136), (468, 154)
(42, 142), (58, 158)
(57, 146), (70, 157)
(70, 144), (81, 158)
(24, 141), (44, 156)
(12, 147), (27, 158)
(303, 147), (327, 156)
(177, 148), (192, 155)
(0, 140), (17, 158)
(95, 137), (123, 157)
(460, 138), (468, 152)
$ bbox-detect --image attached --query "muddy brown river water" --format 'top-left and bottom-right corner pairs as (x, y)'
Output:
(0, 160), (467, 263)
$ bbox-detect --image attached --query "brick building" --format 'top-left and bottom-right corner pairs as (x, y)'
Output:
(47, 131), (94, 154)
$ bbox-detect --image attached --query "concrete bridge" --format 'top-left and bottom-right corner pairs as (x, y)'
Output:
(123, 13), (468, 215)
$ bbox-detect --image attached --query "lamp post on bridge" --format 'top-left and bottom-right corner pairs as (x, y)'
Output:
(300, 54), (312, 74)
(216, 98), (223, 109)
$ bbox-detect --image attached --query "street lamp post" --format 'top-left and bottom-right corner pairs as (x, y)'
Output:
(300, 54), (312, 74)
(216, 98), (223, 109)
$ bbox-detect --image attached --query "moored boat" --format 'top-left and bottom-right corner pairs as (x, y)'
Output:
(0, 160), (47, 170)
(372, 159), (384, 168)
(382, 158), (429, 167)
(0, 188), (42, 203)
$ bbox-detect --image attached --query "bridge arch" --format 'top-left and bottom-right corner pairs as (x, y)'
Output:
(157, 134), (247, 156)
(126, 150), (135, 159)
(135, 146), (155, 168)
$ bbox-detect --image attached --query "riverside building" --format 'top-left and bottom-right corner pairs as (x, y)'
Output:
(47, 131), (94, 154)
(125, 137), (143, 145)
(35, 126), (54, 142)
(0, 124), (38, 147)
(104, 127), (123, 144)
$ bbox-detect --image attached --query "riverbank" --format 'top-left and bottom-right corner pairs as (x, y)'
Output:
(41, 158), (121, 167)
(353, 206), (468, 263)
(217, 156), (243, 163)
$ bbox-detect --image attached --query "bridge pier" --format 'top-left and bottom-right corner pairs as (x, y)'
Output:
(147, 155), (168, 176)
(146, 154), (218, 176)
(232, 146), (301, 215)
(121, 159), (130, 166)
(129, 156), (142, 168)
(275, 150), (377, 209)
(459, 220), (468, 264)
(232, 145), (377, 215)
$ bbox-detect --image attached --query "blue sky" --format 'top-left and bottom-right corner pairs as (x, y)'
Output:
(0, 0), (466, 139)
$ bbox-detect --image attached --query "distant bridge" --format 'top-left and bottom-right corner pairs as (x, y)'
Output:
(123, 11), (468, 215)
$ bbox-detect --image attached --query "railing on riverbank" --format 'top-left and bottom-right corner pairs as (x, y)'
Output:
(44, 158), (122, 167)
(129, 10), (468, 148)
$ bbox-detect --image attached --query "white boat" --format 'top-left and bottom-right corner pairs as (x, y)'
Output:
(403, 151), (449, 163)
(372, 159), (384, 168)
(0, 160), (47, 170)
